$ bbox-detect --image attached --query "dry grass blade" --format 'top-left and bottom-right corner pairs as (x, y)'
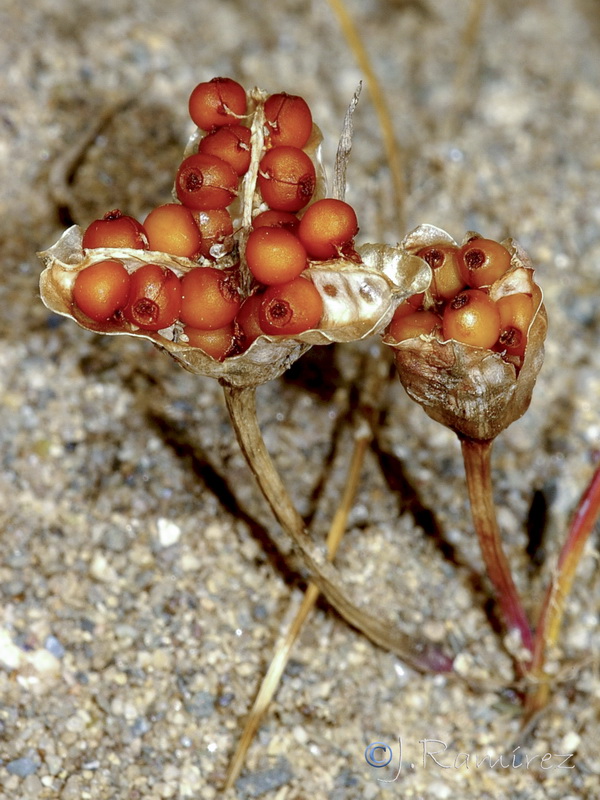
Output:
(223, 380), (452, 671)
(223, 351), (385, 790)
(447, 0), (485, 135)
(326, 0), (406, 232)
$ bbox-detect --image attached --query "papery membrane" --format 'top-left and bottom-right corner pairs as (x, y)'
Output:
(39, 228), (430, 387)
(38, 86), (432, 388)
(387, 225), (547, 441)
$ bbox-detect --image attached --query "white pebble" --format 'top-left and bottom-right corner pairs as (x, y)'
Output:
(157, 518), (182, 547)
(28, 649), (60, 676)
(452, 652), (473, 676)
(293, 725), (308, 745)
(179, 764), (201, 798)
(181, 553), (201, 572)
(0, 627), (23, 669)
(89, 552), (117, 583)
(561, 731), (581, 752)
(65, 711), (88, 732)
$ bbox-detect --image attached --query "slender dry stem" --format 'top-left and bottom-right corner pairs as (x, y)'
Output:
(460, 437), (533, 668)
(326, 0), (406, 231)
(223, 384), (373, 790)
(525, 461), (600, 719)
(223, 381), (453, 673)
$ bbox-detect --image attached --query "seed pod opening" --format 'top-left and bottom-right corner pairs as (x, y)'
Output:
(39, 85), (432, 388)
(386, 226), (547, 441)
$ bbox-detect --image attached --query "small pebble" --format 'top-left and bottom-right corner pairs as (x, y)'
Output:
(45, 754), (63, 775)
(157, 518), (182, 547)
(102, 526), (129, 552)
(235, 758), (293, 797)
(0, 627), (23, 669)
(28, 649), (60, 675)
(179, 764), (202, 798)
(293, 725), (308, 745)
(44, 635), (65, 659)
(61, 775), (83, 799)
(185, 691), (215, 719)
(21, 774), (43, 798)
(89, 552), (117, 583)
(180, 552), (201, 571)
(561, 731), (581, 752)
(7, 757), (38, 777)
(131, 716), (151, 737)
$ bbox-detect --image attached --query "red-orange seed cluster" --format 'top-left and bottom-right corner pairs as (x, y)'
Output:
(73, 78), (361, 360)
(387, 238), (535, 359)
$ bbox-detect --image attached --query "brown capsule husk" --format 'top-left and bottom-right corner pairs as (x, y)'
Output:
(39, 227), (428, 387)
(386, 225), (547, 441)
(38, 87), (431, 388)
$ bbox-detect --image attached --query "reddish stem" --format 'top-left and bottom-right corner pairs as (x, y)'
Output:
(461, 437), (533, 666)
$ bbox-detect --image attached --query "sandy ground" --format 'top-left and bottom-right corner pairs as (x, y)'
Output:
(1, 0), (600, 798)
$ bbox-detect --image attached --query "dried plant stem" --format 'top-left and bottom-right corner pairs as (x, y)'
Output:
(445, 0), (485, 139)
(460, 437), (533, 666)
(223, 382), (453, 673)
(326, 0), (406, 231)
(224, 401), (373, 790)
(525, 461), (600, 719)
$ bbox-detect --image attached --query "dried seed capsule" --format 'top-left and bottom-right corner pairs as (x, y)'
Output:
(391, 225), (547, 441)
(39, 87), (431, 388)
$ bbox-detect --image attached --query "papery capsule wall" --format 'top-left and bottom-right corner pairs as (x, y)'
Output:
(386, 226), (547, 441)
(39, 87), (432, 387)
